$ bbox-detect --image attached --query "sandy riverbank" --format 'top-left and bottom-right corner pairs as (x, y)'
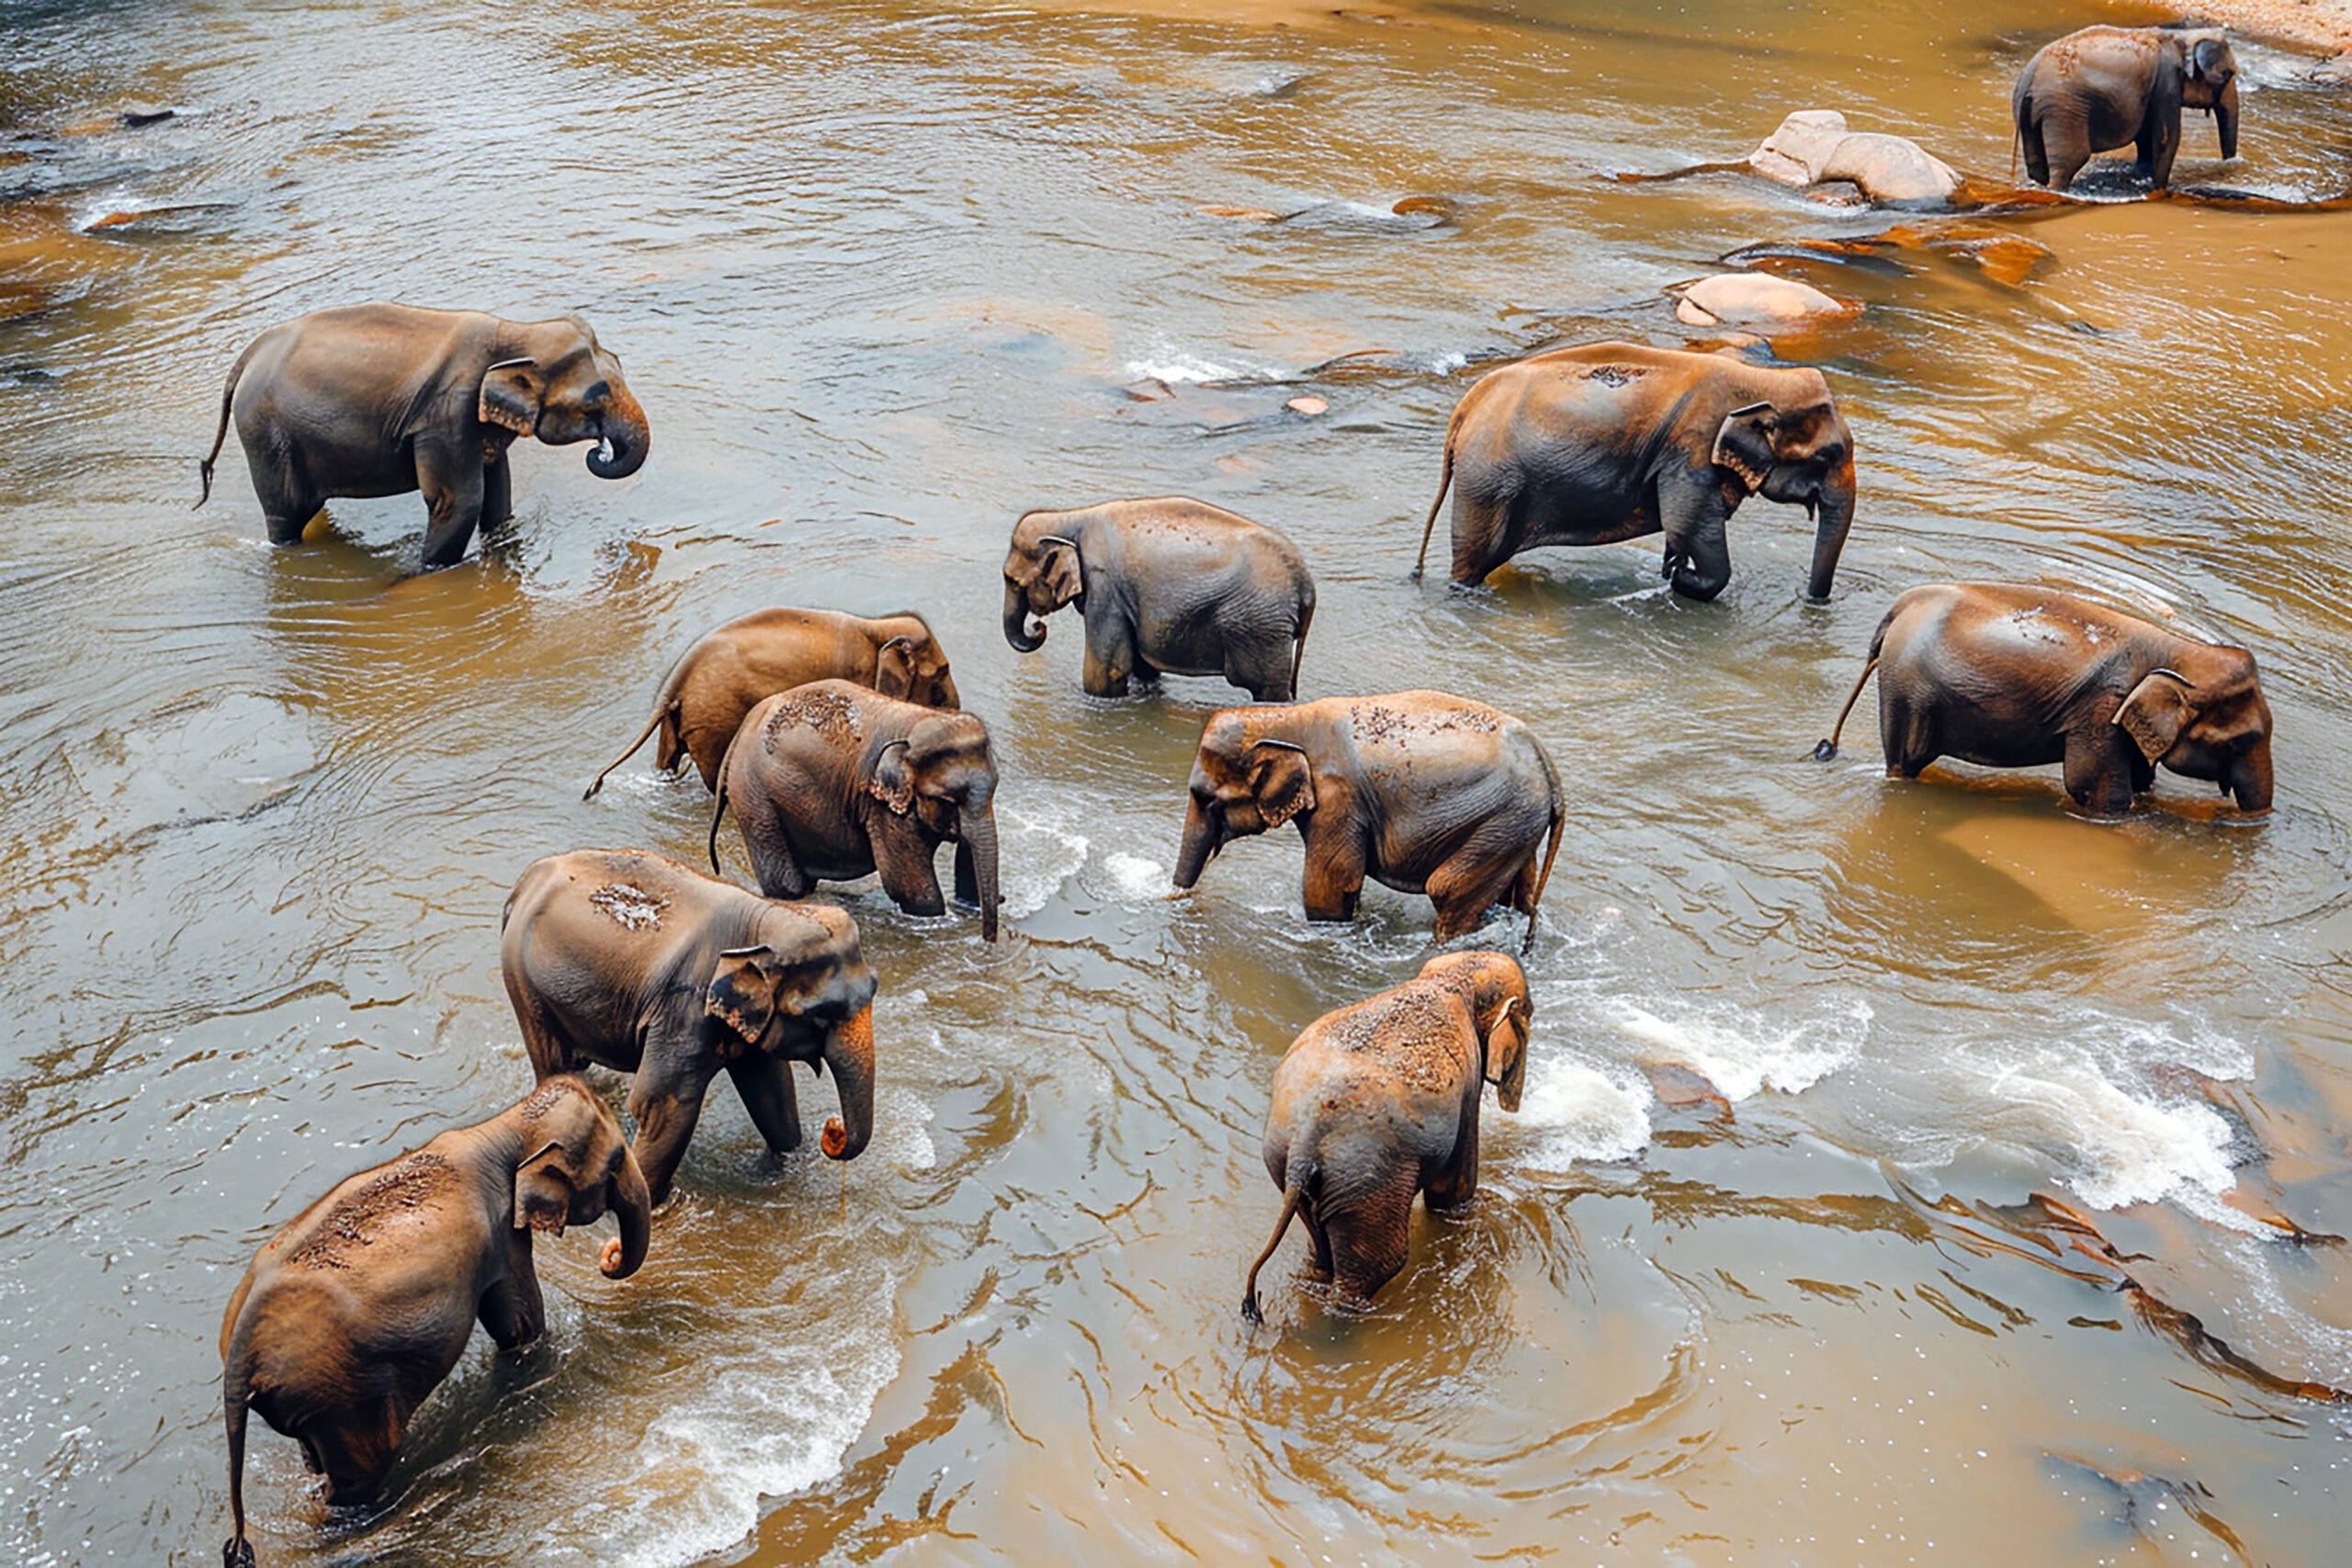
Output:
(2129, 0), (2352, 54)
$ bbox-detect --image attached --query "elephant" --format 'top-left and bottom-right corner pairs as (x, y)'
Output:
(1411, 341), (1858, 603)
(500, 849), (880, 1202)
(197, 304), (650, 569)
(1243, 951), (1532, 1321)
(1172, 690), (1563, 948)
(219, 1075), (650, 1566)
(1814, 582), (2274, 817)
(1002, 497), (1317, 700)
(2012, 26), (2239, 192)
(584, 608), (960, 798)
(710, 680), (1003, 940)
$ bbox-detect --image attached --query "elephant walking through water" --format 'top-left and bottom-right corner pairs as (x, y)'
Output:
(2012, 25), (2240, 192)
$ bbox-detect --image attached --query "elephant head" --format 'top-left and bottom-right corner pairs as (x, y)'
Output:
(1001, 514), (1084, 651)
(2113, 657), (2273, 812)
(869, 714), (1002, 939)
(706, 905), (883, 1157)
(2177, 32), (2241, 159)
(1710, 379), (1857, 602)
(478, 314), (650, 480)
(1175, 718), (1315, 889)
(509, 1076), (652, 1280)
(1421, 952), (1533, 1111)
(874, 624), (961, 710)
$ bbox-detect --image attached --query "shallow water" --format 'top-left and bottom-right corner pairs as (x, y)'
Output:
(4, 0), (2350, 1562)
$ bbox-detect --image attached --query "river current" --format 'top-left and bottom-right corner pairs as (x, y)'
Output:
(3, 0), (2349, 1562)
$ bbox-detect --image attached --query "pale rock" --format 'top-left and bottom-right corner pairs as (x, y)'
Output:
(1820, 132), (1961, 204)
(1674, 273), (1849, 327)
(1748, 110), (1849, 186)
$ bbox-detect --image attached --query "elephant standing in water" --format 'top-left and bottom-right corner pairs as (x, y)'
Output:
(197, 304), (650, 568)
(585, 608), (960, 797)
(220, 1076), (650, 1566)
(1002, 497), (1317, 700)
(712, 680), (1003, 940)
(1244, 952), (1532, 1321)
(2012, 26), (2239, 191)
(501, 849), (880, 1201)
(1815, 581), (2274, 816)
(1173, 691), (1563, 948)
(1413, 342), (1857, 602)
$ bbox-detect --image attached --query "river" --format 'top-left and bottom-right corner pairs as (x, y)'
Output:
(3, 0), (2349, 1562)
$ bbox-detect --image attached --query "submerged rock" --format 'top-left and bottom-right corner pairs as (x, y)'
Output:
(1750, 109), (1962, 206)
(1674, 271), (1852, 327)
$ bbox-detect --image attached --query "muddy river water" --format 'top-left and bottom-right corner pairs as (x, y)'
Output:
(5, 0), (2352, 1562)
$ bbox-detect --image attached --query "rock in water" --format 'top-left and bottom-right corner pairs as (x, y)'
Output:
(1749, 109), (1849, 186)
(1675, 272), (1850, 327)
(1748, 110), (1961, 206)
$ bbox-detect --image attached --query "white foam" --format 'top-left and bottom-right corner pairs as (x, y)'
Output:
(1985, 1062), (2248, 1223)
(1503, 1057), (1653, 1169)
(1124, 342), (1278, 384)
(1608, 996), (1866, 1101)
(1102, 851), (1167, 900)
(992, 800), (1090, 918)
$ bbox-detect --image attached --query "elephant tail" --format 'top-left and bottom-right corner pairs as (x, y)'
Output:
(584, 697), (676, 801)
(220, 1301), (259, 1568)
(1411, 398), (1469, 581)
(1242, 1176), (1310, 1325)
(1524, 739), (1566, 956)
(197, 341), (255, 511)
(707, 721), (748, 875)
(1815, 617), (1890, 761)
(1288, 585), (1316, 697)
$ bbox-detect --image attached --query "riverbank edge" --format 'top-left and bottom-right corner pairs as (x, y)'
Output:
(2122, 0), (2352, 56)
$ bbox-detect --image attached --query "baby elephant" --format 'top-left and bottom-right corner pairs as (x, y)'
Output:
(1816, 581), (2274, 816)
(712, 680), (1003, 940)
(503, 849), (880, 1202)
(220, 1076), (650, 1566)
(1173, 691), (1563, 948)
(1244, 952), (1532, 1322)
(585, 607), (960, 797)
(1002, 497), (1317, 700)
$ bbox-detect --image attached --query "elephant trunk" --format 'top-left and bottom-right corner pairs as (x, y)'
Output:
(585, 384), (650, 479)
(1804, 460), (1856, 603)
(1003, 581), (1047, 652)
(1173, 798), (1217, 890)
(601, 1147), (653, 1280)
(2216, 77), (2241, 161)
(2228, 736), (2272, 813)
(962, 803), (1001, 941)
(819, 1004), (876, 1160)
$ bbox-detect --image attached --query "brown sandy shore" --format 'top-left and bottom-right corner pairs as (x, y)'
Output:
(2126, 0), (2352, 53)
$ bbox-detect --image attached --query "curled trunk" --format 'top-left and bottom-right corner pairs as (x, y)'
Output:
(585, 383), (650, 479)
(1805, 461), (1856, 603)
(820, 1004), (876, 1160)
(601, 1148), (653, 1279)
(1003, 581), (1046, 652)
(962, 804), (1001, 941)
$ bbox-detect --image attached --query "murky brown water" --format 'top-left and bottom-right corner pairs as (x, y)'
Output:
(5, 0), (2351, 1562)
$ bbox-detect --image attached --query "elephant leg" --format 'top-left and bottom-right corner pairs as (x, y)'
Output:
(506, 978), (581, 1078)
(1424, 1106), (1480, 1213)
(309, 1401), (405, 1505)
(1300, 821), (1367, 923)
(735, 798), (812, 900)
(2064, 726), (2137, 817)
(1302, 1207), (1336, 1281)
(1426, 829), (1536, 942)
(481, 449), (514, 531)
(2040, 111), (2093, 191)
(246, 451), (322, 546)
(478, 1240), (546, 1350)
(2020, 115), (2052, 186)
(1080, 613), (1136, 698)
(1448, 489), (1519, 587)
(2140, 111), (2181, 189)
(1325, 1169), (1420, 1308)
(1880, 691), (1939, 779)
(628, 1065), (712, 1204)
(1659, 479), (1733, 603)
(727, 1053), (804, 1156)
(415, 439), (486, 569)
(953, 840), (979, 908)
(1225, 633), (1295, 703)
(874, 821), (947, 917)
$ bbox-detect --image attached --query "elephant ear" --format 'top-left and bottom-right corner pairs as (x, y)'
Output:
(1248, 739), (1317, 829)
(1712, 401), (1779, 493)
(2190, 36), (2229, 83)
(2114, 669), (2197, 763)
(479, 356), (545, 435)
(866, 739), (916, 816)
(1040, 535), (1083, 610)
(874, 637), (917, 700)
(1480, 996), (1528, 1114)
(513, 1139), (578, 1235)
(706, 944), (780, 1054)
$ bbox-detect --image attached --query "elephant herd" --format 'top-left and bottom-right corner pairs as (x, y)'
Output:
(204, 25), (2277, 1559)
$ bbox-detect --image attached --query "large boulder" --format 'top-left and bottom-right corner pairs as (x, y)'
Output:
(1748, 110), (1962, 206)
(1674, 272), (1851, 328)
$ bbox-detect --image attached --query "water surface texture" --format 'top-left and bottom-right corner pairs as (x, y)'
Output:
(4, 0), (2350, 1562)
